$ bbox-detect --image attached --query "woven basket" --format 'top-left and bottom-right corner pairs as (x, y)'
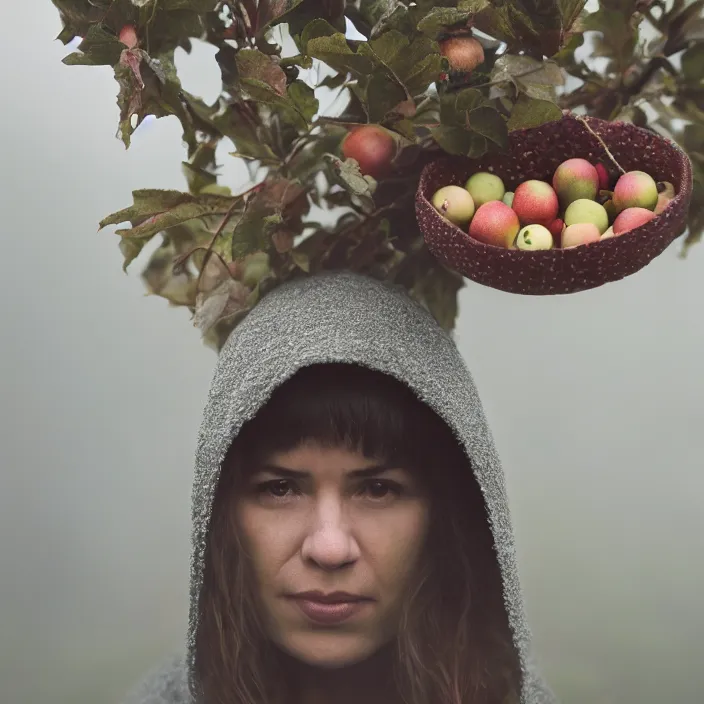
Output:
(415, 114), (693, 295)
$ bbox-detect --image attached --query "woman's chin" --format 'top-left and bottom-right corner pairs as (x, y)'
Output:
(278, 632), (381, 669)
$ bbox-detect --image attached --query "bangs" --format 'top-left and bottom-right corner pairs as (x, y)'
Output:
(229, 362), (462, 474)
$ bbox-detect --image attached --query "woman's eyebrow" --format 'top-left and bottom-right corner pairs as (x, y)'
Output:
(259, 463), (396, 478)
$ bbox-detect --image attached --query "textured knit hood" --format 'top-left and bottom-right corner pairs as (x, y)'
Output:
(125, 269), (555, 704)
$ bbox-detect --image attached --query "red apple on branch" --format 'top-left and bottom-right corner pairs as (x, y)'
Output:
(342, 125), (397, 180)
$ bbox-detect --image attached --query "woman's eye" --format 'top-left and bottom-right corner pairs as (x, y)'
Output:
(361, 480), (402, 500)
(258, 479), (295, 499)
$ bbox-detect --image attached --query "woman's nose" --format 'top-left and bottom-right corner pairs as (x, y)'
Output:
(300, 500), (360, 570)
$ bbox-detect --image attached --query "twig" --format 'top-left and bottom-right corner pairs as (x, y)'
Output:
(470, 65), (550, 91)
(626, 56), (677, 97)
(573, 114), (626, 175)
(172, 200), (242, 287)
(283, 134), (314, 168)
(176, 247), (232, 278)
(314, 116), (367, 128)
(195, 200), (244, 292)
(415, 95), (437, 115)
(235, 180), (267, 199)
(337, 193), (413, 240)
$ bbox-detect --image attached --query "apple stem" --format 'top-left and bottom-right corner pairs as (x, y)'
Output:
(573, 115), (626, 175)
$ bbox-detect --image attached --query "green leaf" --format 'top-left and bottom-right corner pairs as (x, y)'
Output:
(401, 48), (444, 97)
(516, 80), (557, 102)
(52, 0), (105, 40)
(682, 44), (704, 83)
(287, 127), (347, 181)
(457, 0), (491, 13)
(684, 123), (704, 154)
(614, 103), (649, 128)
(236, 48), (288, 97)
(258, 0), (308, 32)
(416, 8), (472, 36)
(465, 107), (508, 148)
(582, 7), (638, 61)
(358, 31), (441, 96)
(318, 71), (348, 90)
(433, 88), (499, 156)
(193, 277), (252, 334)
(453, 88), (485, 113)
(63, 25), (124, 66)
(287, 80), (320, 123)
(287, 8), (347, 49)
(182, 141), (218, 194)
(234, 49), (312, 129)
(558, 0), (587, 31)
(507, 94), (563, 131)
(366, 73), (409, 122)
(301, 18), (339, 46)
(291, 249), (311, 272)
(116, 54), (165, 145)
(473, 3), (529, 47)
(114, 50), (197, 150)
(306, 32), (375, 75)
(438, 88), (483, 125)
(352, 0), (402, 35)
(664, 0), (704, 54)
(411, 263), (465, 333)
(334, 157), (378, 198)
(141, 239), (198, 306)
(552, 30), (585, 66)
(371, 5), (416, 38)
(232, 211), (282, 259)
(431, 125), (488, 157)
(279, 54), (314, 70)
(387, 117), (417, 142)
(189, 99), (280, 164)
(473, 0), (564, 55)
(491, 55), (565, 90)
(56, 24), (77, 45)
(231, 177), (307, 259)
(146, 8), (207, 53)
(119, 237), (150, 272)
(100, 189), (238, 239)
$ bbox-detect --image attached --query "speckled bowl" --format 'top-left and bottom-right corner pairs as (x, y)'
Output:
(415, 114), (693, 295)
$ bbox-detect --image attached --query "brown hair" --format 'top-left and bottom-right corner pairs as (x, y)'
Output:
(195, 363), (522, 704)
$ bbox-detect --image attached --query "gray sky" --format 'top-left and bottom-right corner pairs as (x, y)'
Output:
(1, 4), (703, 704)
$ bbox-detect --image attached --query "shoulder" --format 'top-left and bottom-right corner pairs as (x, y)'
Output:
(522, 653), (559, 704)
(121, 654), (192, 704)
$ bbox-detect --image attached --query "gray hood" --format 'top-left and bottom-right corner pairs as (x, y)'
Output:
(125, 270), (556, 704)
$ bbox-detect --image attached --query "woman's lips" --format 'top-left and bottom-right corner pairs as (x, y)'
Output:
(289, 597), (371, 625)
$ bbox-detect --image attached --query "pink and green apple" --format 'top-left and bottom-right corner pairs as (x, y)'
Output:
(431, 185), (476, 226)
(612, 170), (658, 212)
(552, 158), (600, 206)
(465, 172), (506, 208)
(612, 207), (656, 235)
(511, 180), (559, 226)
(468, 201), (520, 248)
(562, 223), (601, 248)
(564, 199), (610, 234)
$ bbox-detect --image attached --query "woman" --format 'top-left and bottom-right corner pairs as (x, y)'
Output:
(125, 271), (556, 704)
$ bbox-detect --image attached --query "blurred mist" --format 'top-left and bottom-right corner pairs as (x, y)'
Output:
(0, 4), (702, 704)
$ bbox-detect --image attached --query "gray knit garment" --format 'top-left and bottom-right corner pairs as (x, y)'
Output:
(123, 270), (557, 704)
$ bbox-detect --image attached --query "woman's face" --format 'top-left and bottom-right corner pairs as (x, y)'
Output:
(234, 441), (431, 669)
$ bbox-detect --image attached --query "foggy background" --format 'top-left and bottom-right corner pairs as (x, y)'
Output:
(1, 3), (702, 703)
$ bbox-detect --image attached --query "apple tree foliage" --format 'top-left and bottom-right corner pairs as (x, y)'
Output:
(52, 0), (704, 350)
